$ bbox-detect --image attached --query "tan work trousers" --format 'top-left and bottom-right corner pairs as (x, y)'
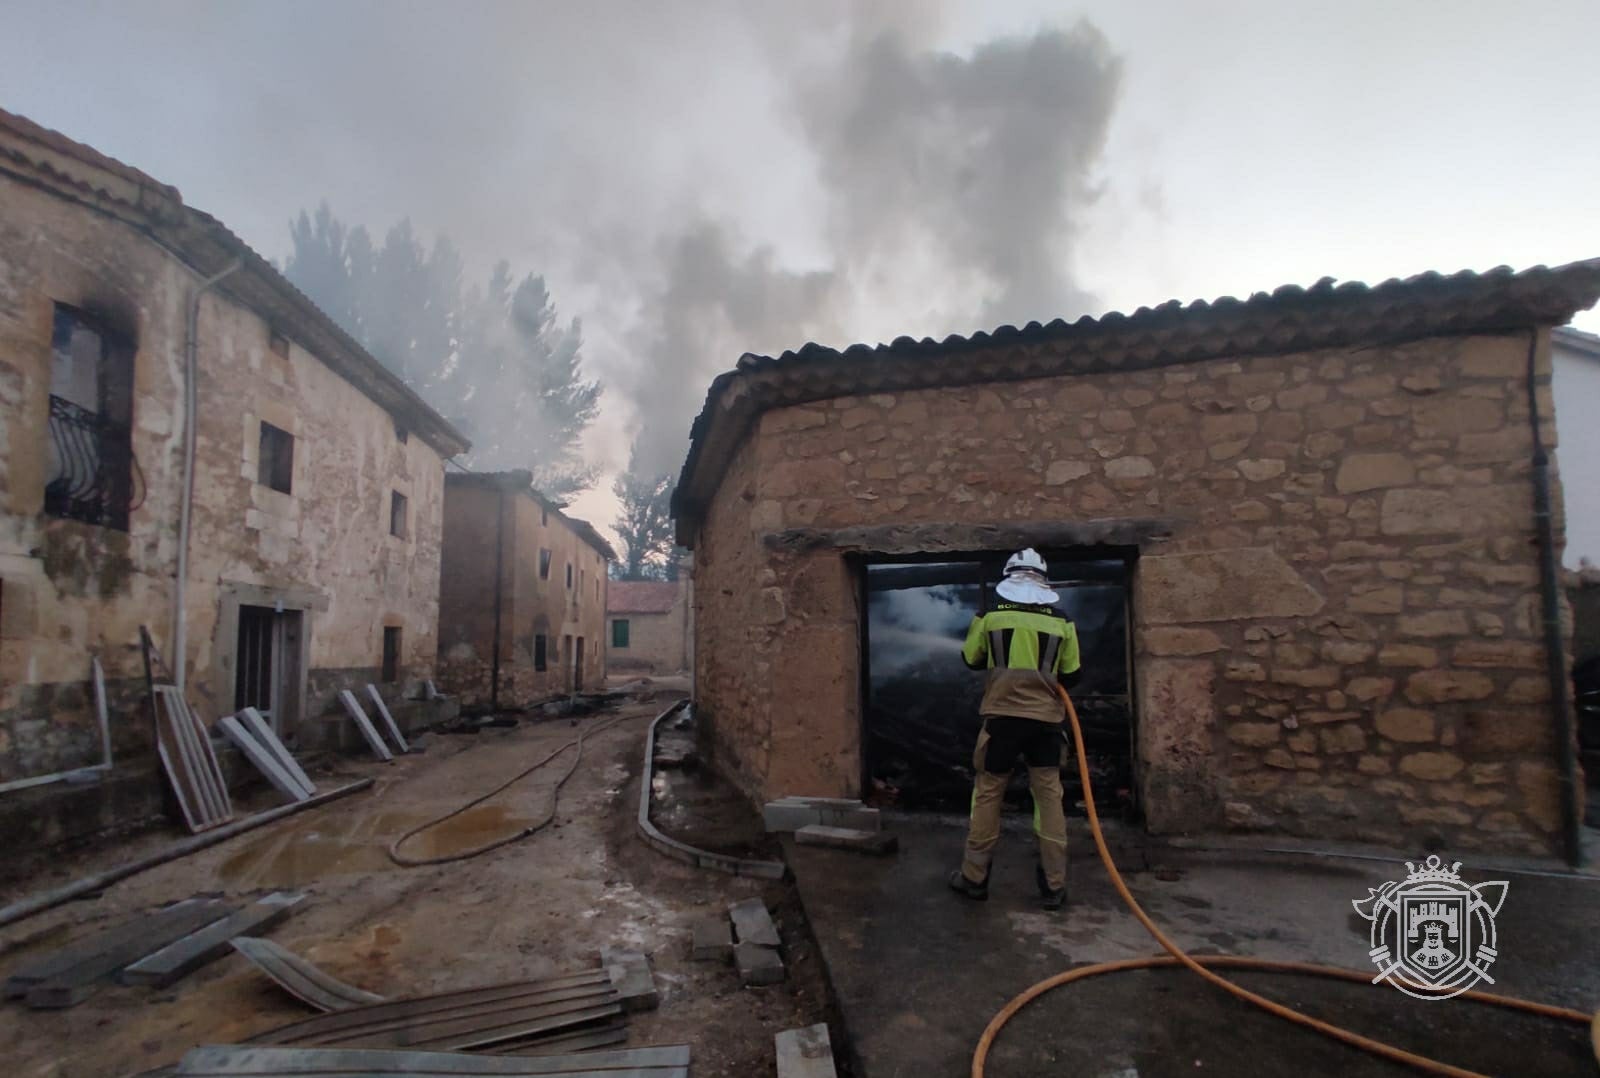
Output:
(960, 723), (1068, 891)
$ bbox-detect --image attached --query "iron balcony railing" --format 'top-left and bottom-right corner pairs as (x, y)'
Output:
(44, 394), (144, 531)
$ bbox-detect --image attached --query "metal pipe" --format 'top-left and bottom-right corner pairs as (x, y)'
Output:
(489, 483), (506, 712)
(173, 259), (242, 690)
(1524, 328), (1583, 866)
(0, 658), (115, 795)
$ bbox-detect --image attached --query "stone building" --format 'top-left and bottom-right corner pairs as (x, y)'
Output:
(0, 109), (468, 844)
(607, 577), (692, 676)
(437, 471), (614, 707)
(674, 261), (1600, 858)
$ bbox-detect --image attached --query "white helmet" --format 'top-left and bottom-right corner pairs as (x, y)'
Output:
(997, 548), (1058, 605)
(1004, 548), (1048, 577)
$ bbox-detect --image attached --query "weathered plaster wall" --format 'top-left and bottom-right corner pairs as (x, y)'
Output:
(0, 164), (450, 784)
(608, 585), (691, 675)
(694, 331), (1576, 854)
(436, 478), (609, 707)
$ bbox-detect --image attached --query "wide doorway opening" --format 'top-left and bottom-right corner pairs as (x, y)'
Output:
(862, 552), (1136, 817)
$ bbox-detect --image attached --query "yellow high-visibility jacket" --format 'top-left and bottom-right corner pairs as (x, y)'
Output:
(961, 601), (1081, 725)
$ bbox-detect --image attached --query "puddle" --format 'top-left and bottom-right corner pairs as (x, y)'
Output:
(220, 804), (536, 887)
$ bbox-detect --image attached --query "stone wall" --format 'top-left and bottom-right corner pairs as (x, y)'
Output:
(437, 477), (609, 707)
(0, 156), (450, 785)
(693, 330), (1578, 854)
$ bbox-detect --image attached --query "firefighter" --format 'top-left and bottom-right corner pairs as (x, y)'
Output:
(948, 548), (1080, 910)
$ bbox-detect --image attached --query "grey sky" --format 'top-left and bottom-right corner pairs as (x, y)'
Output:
(3, 0), (1597, 531)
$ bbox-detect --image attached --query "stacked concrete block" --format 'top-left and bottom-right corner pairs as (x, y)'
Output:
(599, 946), (659, 1012)
(776, 1023), (839, 1078)
(794, 823), (898, 855)
(690, 915), (734, 963)
(728, 897), (784, 986)
(763, 797), (881, 833)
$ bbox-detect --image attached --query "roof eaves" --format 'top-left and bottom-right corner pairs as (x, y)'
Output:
(672, 259), (1600, 545)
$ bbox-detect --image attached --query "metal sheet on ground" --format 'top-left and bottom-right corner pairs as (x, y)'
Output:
(176, 1043), (690, 1076)
(121, 893), (306, 988)
(366, 684), (410, 753)
(340, 690), (395, 762)
(230, 937), (387, 1012)
(239, 708), (317, 795)
(218, 716), (311, 802)
(19, 899), (235, 1008)
(483, 1021), (628, 1057)
(176, 693), (233, 822)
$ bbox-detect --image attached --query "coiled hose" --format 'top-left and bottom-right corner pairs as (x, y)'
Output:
(387, 709), (637, 867)
(971, 687), (1592, 1078)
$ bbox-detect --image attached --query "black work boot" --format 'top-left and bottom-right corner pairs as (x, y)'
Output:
(1037, 861), (1066, 911)
(947, 869), (989, 901)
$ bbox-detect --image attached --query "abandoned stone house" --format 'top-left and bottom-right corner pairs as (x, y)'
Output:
(674, 260), (1600, 858)
(0, 109), (467, 844)
(436, 471), (613, 707)
(606, 576), (693, 677)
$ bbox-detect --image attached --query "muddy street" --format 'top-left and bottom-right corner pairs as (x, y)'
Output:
(0, 694), (833, 1077)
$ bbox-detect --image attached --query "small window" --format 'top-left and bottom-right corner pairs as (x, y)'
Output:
(566, 563), (573, 589)
(541, 506), (548, 526)
(382, 626), (401, 682)
(612, 619), (630, 648)
(268, 330), (290, 359)
(258, 422), (294, 494)
(390, 491), (408, 538)
(539, 549), (552, 579)
(534, 634), (547, 671)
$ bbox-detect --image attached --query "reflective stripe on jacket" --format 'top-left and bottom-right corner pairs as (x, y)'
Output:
(961, 602), (1081, 725)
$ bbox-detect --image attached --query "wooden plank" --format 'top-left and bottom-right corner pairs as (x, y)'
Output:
(178, 1043), (689, 1075)
(239, 708), (316, 795)
(23, 899), (234, 1008)
(120, 893), (306, 988)
(366, 685), (410, 753)
(257, 974), (615, 1045)
(230, 937), (387, 1012)
(218, 716), (310, 802)
(340, 690), (394, 762)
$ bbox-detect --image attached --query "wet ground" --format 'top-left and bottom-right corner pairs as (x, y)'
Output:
(789, 813), (1600, 1078)
(0, 691), (833, 1077)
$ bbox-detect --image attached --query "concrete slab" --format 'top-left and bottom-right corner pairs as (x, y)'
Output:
(736, 941), (785, 986)
(769, 797), (882, 832)
(599, 946), (658, 1012)
(728, 897), (781, 947)
(691, 916), (733, 962)
(776, 1023), (837, 1078)
(795, 824), (898, 856)
(788, 812), (1600, 1077)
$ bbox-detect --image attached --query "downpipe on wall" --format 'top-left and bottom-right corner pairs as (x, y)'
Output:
(1524, 328), (1584, 866)
(173, 259), (242, 690)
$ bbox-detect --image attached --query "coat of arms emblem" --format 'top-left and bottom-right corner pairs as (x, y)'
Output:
(1352, 855), (1508, 1001)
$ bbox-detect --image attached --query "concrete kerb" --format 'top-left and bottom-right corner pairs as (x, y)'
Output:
(635, 701), (787, 880)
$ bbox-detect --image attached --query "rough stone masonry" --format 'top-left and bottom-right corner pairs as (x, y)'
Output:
(677, 263), (1600, 858)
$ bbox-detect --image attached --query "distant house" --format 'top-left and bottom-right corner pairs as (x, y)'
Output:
(437, 471), (614, 707)
(0, 108), (468, 847)
(607, 575), (692, 677)
(1552, 326), (1600, 569)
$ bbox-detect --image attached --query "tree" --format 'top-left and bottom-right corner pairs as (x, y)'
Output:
(284, 205), (601, 496)
(612, 438), (677, 580)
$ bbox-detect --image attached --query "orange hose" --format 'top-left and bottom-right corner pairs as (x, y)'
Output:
(971, 688), (1592, 1078)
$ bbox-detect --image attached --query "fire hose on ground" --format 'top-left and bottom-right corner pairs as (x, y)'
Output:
(971, 686), (1595, 1078)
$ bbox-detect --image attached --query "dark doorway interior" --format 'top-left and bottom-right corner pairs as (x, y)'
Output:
(863, 553), (1135, 816)
(235, 605), (303, 733)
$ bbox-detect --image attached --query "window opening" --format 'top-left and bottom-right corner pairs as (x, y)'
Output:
(612, 619), (630, 648)
(534, 633), (548, 671)
(45, 304), (140, 530)
(539, 549), (552, 579)
(390, 491), (408, 538)
(382, 626), (402, 682)
(258, 422), (294, 494)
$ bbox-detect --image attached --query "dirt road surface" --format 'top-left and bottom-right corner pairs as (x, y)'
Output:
(0, 692), (835, 1077)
